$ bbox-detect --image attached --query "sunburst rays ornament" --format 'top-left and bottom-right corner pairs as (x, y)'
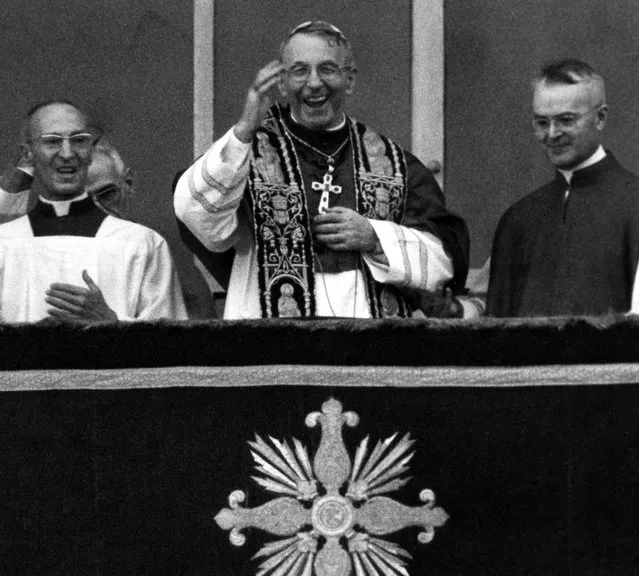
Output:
(215, 398), (448, 576)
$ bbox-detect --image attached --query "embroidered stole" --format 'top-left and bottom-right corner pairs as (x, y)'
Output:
(246, 105), (410, 318)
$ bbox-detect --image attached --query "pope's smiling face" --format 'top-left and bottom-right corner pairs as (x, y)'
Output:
(26, 103), (93, 201)
(279, 32), (356, 131)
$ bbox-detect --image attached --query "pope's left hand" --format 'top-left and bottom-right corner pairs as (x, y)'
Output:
(313, 207), (378, 252)
(45, 270), (118, 323)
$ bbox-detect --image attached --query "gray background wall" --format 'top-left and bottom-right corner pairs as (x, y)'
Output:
(1, 1), (637, 304)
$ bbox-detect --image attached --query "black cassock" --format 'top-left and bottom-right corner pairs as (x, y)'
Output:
(487, 153), (639, 317)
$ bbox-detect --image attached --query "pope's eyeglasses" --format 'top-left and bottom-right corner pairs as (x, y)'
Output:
(283, 63), (352, 85)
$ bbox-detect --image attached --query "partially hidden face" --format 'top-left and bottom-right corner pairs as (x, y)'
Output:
(27, 103), (93, 200)
(532, 80), (607, 170)
(86, 145), (134, 218)
(279, 32), (356, 131)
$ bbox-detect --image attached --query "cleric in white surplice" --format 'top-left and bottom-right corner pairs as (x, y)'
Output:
(0, 100), (187, 323)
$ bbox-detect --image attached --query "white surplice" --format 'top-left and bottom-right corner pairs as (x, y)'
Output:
(0, 214), (188, 322)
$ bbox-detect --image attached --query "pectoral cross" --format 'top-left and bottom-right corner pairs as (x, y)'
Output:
(312, 163), (342, 214)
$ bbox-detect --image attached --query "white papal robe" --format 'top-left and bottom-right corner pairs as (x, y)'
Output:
(0, 198), (187, 322)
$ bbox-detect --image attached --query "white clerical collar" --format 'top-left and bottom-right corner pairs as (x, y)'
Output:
(290, 111), (347, 131)
(40, 192), (89, 217)
(558, 146), (606, 184)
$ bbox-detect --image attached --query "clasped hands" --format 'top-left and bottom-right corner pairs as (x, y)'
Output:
(45, 269), (117, 324)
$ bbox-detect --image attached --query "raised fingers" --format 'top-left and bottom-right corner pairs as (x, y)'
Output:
(252, 60), (284, 93)
(82, 270), (100, 292)
(236, 61), (284, 143)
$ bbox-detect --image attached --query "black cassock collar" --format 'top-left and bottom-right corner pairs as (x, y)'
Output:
(283, 108), (350, 159)
(554, 151), (618, 189)
(29, 195), (107, 237)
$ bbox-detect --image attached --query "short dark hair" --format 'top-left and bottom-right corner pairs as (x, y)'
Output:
(280, 20), (355, 68)
(533, 58), (606, 104)
(538, 58), (599, 85)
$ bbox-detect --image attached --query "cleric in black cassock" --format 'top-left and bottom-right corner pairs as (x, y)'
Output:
(487, 59), (639, 317)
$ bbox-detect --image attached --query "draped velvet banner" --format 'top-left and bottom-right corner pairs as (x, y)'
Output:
(1, 317), (639, 575)
(3, 315), (639, 371)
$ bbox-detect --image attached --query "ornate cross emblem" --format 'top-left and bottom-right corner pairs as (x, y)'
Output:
(215, 398), (449, 576)
(311, 167), (342, 214)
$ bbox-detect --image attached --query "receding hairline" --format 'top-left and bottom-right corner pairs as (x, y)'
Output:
(22, 99), (88, 142)
(279, 23), (356, 68)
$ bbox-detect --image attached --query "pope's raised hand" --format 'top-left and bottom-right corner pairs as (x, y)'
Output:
(45, 270), (118, 324)
(234, 60), (284, 143)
